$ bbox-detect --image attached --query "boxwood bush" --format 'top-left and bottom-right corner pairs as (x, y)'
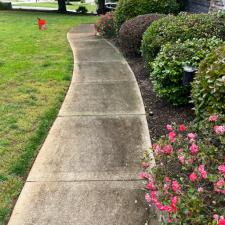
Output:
(142, 13), (225, 63)
(191, 45), (225, 119)
(150, 37), (224, 105)
(114, 0), (181, 31)
(119, 14), (165, 56)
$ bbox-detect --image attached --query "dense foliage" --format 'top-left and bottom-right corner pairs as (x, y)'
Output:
(95, 12), (116, 38)
(150, 37), (224, 105)
(142, 13), (225, 63)
(114, 0), (181, 31)
(119, 14), (164, 56)
(142, 115), (225, 224)
(191, 45), (225, 119)
(76, 5), (88, 14)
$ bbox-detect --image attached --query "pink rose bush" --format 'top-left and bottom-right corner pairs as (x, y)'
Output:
(142, 115), (225, 224)
(94, 12), (116, 38)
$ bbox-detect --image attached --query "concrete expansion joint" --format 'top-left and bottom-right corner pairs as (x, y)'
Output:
(73, 80), (137, 84)
(58, 113), (147, 117)
(73, 60), (127, 63)
(26, 179), (143, 183)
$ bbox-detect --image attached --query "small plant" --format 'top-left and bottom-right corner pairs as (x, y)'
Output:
(119, 14), (164, 56)
(95, 12), (116, 38)
(191, 45), (225, 119)
(141, 115), (225, 224)
(114, 0), (181, 31)
(80, 0), (85, 3)
(141, 13), (225, 63)
(76, 5), (88, 14)
(150, 37), (224, 105)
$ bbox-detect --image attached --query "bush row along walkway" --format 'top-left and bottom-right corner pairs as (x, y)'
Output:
(8, 24), (153, 225)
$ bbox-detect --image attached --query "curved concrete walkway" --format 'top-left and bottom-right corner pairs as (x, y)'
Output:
(8, 25), (152, 225)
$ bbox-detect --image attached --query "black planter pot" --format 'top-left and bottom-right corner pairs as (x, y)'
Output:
(182, 66), (197, 86)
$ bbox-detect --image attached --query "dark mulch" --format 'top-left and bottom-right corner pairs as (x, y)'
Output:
(111, 39), (195, 142)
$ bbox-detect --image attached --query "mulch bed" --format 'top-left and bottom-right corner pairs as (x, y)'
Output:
(111, 39), (195, 142)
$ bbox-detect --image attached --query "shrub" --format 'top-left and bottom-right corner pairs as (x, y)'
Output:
(141, 115), (225, 224)
(95, 12), (116, 38)
(150, 37), (224, 105)
(119, 14), (165, 56)
(76, 5), (88, 14)
(191, 45), (225, 119)
(114, 0), (181, 31)
(142, 13), (225, 63)
(0, 2), (12, 10)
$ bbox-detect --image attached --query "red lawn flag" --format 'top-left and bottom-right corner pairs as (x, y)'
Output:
(38, 18), (46, 30)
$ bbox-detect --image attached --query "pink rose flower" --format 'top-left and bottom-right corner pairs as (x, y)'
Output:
(219, 218), (225, 225)
(179, 124), (187, 132)
(171, 196), (177, 212)
(169, 131), (176, 142)
(178, 155), (185, 164)
(146, 182), (156, 191)
(166, 124), (173, 132)
(213, 214), (219, 221)
(189, 172), (197, 182)
(198, 165), (207, 179)
(189, 143), (199, 154)
(163, 183), (170, 191)
(169, 131), (176, 138)
(218, 165), (225, 175)
(214, 126), (225, 135)
(209, 115), (219, 122)
(139, 172), (151, 180)
(164, 177), (171, 183)
(188, 133), (196, 140)
(152, 144), (161, 155)
(172, 180), (181, 193)
(214, 179), (225, 194)
(162, 145), (173, 155)
(214, 179), (225, 188)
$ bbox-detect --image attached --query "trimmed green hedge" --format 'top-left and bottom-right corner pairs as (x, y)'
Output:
(150, 37), (224, 105)
(142, 13), (225, 63)
(114, 0), (181, 31)
(191, 45), (225, 118)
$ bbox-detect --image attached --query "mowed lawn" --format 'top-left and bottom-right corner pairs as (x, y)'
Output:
(0, 11), (97, 225)
(12, 2), (97, 13)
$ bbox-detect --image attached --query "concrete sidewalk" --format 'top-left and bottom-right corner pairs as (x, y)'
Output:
(8, 24), (153, 225)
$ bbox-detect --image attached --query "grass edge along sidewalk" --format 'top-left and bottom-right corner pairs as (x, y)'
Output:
(0, 11), (97, 225)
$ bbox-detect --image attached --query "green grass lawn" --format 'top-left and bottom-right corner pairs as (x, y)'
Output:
(12, 2), (97, 13)
(0, 11), (97, 225)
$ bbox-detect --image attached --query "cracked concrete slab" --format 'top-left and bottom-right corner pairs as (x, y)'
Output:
(59, 82), (145, 116)
(8, 181), (150, 225)
(28, 115), (150, 181)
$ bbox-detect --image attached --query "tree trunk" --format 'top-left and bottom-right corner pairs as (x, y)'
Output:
(58, 0), (67, 13)
(97, 0), (105, 14)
